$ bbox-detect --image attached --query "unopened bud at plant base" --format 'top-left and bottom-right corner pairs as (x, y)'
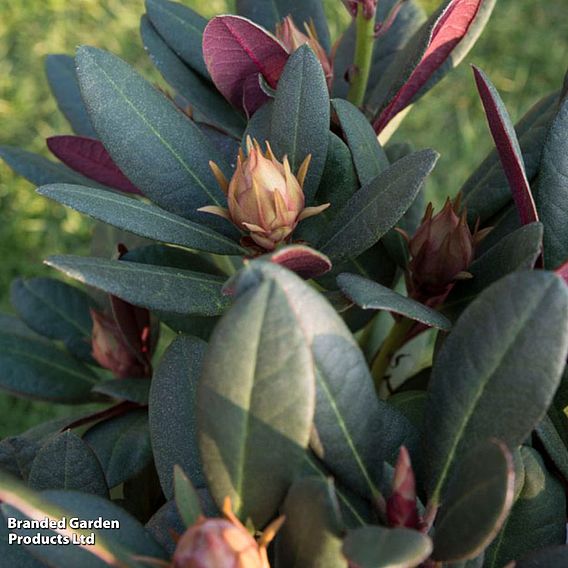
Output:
(387, 446), (419, 529)
(275, 16), (333, 89)
(172, 498), (284, 568)
(91, 309), (150, 379)
(342, 0), (378, 19)
(404, 196), (490, 299)
(199, 137), (329, 252)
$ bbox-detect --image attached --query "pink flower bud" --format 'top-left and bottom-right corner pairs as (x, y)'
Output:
(199, 138), (329, 252)
(275, 16), (333, 90)
(173, 498), (283, 568)
(387, 446), (419, 529)
(406, 197), (489, 299)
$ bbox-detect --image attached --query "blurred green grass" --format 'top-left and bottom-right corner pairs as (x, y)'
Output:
(0, 0), (566, 436)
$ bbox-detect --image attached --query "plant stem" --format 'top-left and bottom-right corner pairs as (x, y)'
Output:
(347, 4), (376, 107)
(371, 316), (414, 395)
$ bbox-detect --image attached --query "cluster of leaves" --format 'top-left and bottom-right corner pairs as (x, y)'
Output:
(1, 0), (568, 566)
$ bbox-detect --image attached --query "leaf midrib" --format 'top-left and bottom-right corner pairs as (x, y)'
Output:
(320, 159), (427, 253)
(430, 281), (551, 502)
(0, 344), (96, 384)
(49, 258), (226, 286)
(20, 280), (92, 337)
(149, 0), (204, 37)
(45, 185), (242, 253)
(315, 369), (380, 498)
(88, 54), (223, 207)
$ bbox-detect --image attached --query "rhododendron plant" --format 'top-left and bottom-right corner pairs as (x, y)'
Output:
(1, 0), (568, 566)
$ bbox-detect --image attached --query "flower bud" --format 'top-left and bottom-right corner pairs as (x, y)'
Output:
(91, 309), (150, 379)
(387, 446), (419, 529)
(275, 16), (333, 90)
(199, 137), (329, 252)
(405, 196), (489, 299)
(173, 498), (283, 568)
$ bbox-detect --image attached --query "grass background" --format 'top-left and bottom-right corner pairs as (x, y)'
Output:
(0, 0), (566, 436)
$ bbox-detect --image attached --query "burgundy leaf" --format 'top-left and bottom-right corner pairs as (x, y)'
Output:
(374, 0), (485, 133)
(47, 135), (142, 195)
(203, 15), (289, 114)
(269, 245), (332, 279)
(473, 66), (539, 225)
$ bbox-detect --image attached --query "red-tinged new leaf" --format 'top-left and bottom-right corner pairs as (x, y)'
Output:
(473, 66), (539, 226)
(203, 15), (289, 115)
(47, 135), (141, 195)
(556, 259), (568, 284)
(268, 245), (332, 280)
(374, 0), (485, 133)
(387, 446), (420, 529)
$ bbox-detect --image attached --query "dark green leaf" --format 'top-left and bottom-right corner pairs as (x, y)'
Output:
(83, 408), (152, 488)
(229, 261), (417, 502)
(91, 378), (151, 404)
(432, 440), (515, 562)
(46, 255), (230, 317)
(0, 313), (41, 341)
(150, 336), (207, 497)
(515, 546), (568, 568)
(443, 223), (544, 318)
(535, 415), (568, 483)
(243, 101), (273, 147)
(0, 437), (43, 481)
(145, 0), (209, 79)
(0, 332), (97, 403)
(173, 465), (202, 527)
(45, 54), (97, 137)
(534, 97), (568, 269)
(121, 243), (225, 275)
(140, 16), (245, 138)
(0, 147), (106, 188)
(38, 184), (245, 256)
(44, 488), (166, 561)
(270, 45), (330, 203)
(275, 477), (346, 568)
(316, 241), (397, 294)
(424, 271), (568, 503)
(318, 150), (438, 263)
(0, 510), (46, 567)
(236, 0), (331, 52)
(342, 525), (433, 568)
(301, 453), (372, 528)
(10, 277), (94, 360)
(317, 132), (359, 214)
(76, 46), (230, 226)
(484, 447), (566, 567)
(198, 277), (315, 526)
(145, 501), (185, 556)
(337, 273), (451, 330)
(389, 390), (427, 430)
(0, 474), (152, 568)
(294, 132), (358, 242)
(28, 431), (108, 497)
(332, 99), (388, 185)
(121, 246), (226, 338)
